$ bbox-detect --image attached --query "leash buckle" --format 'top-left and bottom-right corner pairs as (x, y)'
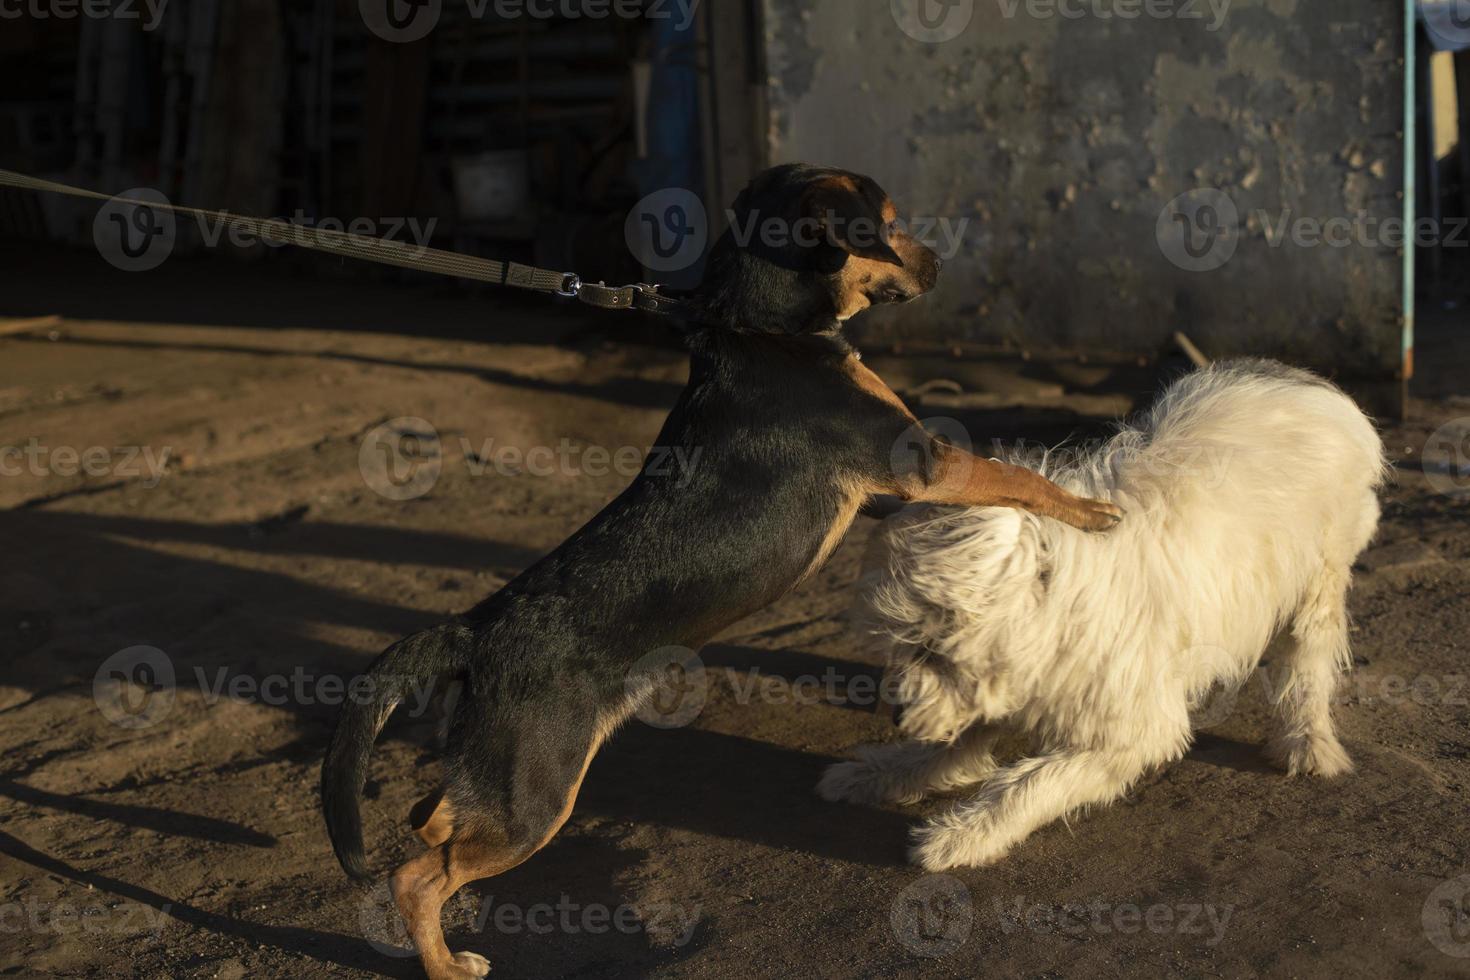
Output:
(557, 273), (582, 298)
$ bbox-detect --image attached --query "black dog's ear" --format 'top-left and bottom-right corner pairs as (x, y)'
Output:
(801, 176), (903, 267)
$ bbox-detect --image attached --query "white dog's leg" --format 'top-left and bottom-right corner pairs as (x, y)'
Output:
(817, 725), (999, 806)
(910, 746), (1161, 870)
(1267, 563), (1353, 777)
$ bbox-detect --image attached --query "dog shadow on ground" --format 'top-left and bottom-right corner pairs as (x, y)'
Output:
(700, 643), (884, 716)
(441, 834), (712, 977)
(582, 724), (914, 868)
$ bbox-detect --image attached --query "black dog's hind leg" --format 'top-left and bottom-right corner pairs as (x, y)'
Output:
(390, 714), (605, 980)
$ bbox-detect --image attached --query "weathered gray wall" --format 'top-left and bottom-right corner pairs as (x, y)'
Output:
(761, 0), (1404, 376)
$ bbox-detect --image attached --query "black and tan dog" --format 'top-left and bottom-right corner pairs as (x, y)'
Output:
(322, 163), (1122, 979)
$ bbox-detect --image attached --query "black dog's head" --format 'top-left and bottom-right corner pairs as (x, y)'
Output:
(695, 163), (942, 335)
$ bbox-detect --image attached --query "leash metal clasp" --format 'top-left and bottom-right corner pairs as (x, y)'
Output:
(557, 273), (582, 298)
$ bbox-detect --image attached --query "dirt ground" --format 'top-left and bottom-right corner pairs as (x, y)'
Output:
(1, 243), (1468, 979)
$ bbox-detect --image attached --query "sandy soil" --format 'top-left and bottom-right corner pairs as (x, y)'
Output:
(1, 246), (1468, 979)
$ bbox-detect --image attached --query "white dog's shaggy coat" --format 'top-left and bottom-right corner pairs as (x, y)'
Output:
(819, 360), (1387, 871)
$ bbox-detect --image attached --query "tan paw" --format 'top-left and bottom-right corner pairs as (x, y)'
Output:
(1071, 498), (1124, 532)
(439, 950), (490, 979)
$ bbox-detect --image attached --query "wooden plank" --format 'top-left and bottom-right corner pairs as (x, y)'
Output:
(0, 315), (61, 336)
(1173, 331), (1211, 368)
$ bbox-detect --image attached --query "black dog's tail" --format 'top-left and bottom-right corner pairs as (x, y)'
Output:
(321, 623), (473, 882)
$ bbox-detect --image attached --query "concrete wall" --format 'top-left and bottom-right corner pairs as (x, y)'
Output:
(761, 0), (1405, 376)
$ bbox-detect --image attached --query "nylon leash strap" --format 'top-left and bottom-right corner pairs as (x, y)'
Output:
(0, 169), (688, 318)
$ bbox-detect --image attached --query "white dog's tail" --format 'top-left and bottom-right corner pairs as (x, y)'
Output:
(1106, 358), (1389, 512)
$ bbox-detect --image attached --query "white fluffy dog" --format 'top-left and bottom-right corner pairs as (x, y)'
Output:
(819, 359), (1387, 871)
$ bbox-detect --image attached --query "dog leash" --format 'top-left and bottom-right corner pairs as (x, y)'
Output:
(0, 168), (690, 320)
